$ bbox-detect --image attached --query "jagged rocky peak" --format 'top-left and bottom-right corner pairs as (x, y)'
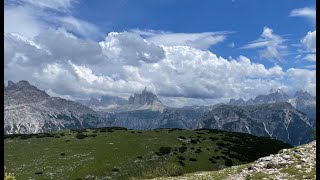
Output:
(6, 80), (47, 93)
(294, 90), (314, 99)
(128, 87), (161, 105)
(253, 88), (289, 104)
(268, 88), (289, 98)
(229, 98), (246, 106)
(15, 80), (31, 86)
(7, 80), (37, 90)
(5, 80), (50, 105)
(8, 80), (31, 87)
(8, 80), (15, 87)
(269, 88), (284, 94)
(291, 90), (316, 119)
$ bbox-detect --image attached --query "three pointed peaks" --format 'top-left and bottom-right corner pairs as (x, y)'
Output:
(129, 87), (161, 105)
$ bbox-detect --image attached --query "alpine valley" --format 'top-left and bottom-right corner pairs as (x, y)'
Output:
(4, 80), (316, 146)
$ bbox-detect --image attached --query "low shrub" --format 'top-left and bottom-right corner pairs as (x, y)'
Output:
(137, 156), (143, 159)
(88, 134), (97, 138)
(210, 160), (217, 164)
(225, 158), (233, 166)
(76, 133), (88, 139)
(178, 146), (187, 153)
(178, 156), (185, 160)
(112, 168), (119, 172)
(100, 129), (107, 132)
(178, 160), (185, 166)
(158, 147), (172, 155)
(190, 139), (199, 144)
(20, 134), (33, 140)
(189, 158), (197, 161)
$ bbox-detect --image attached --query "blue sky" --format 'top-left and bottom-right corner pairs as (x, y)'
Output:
(72, 0), (316, 70)
(4, 0), (316, 107)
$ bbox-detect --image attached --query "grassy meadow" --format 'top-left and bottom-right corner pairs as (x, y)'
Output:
(4, 127), (292, 179)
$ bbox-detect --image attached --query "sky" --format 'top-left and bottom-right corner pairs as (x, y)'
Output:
(4, 0), (316, 107)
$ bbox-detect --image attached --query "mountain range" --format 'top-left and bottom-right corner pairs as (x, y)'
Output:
(228, 89), (316, 120)
(4, 80), (109, 134)
(4, 80), (316, 146)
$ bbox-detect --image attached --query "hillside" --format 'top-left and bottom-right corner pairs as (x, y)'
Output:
(152, 140), (316, 180)
(4, 128), (291, 180)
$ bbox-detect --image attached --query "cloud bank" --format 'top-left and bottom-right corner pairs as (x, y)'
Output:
(4, 30), (316, 107)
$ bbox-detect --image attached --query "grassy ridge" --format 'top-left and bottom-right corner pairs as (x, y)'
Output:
(4, 127), (292, 179)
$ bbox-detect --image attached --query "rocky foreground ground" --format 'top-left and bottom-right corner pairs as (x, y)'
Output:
(151, 141), (316, 180)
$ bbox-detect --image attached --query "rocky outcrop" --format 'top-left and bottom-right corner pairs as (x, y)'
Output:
(227, 140), (316, 180)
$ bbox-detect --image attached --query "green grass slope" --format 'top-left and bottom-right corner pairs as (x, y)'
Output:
(4, 127), (292, 180)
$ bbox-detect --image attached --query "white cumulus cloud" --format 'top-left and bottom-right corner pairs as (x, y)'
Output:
(4, 30), (316, 107)
(301, 30), (316, 52)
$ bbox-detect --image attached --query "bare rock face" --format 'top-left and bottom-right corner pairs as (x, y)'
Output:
(4, 80), (109, 134)
(228, 98), (247, 106)
(195, 103), (314, 146)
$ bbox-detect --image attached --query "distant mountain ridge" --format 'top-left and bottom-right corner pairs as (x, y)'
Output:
(4, 80), (316, 146)
(228, 89), (316, 120)
(195, 102), (314, 146)
(79, 95), (128, 111)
